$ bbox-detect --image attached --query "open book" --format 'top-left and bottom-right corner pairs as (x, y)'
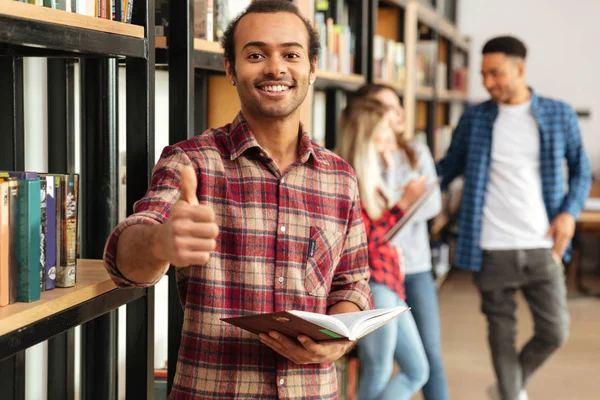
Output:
(221, 306), (409, 342)
(383, 178), (440, 242)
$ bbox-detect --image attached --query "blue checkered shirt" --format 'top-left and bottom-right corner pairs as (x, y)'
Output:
(437, 89), (592, 272)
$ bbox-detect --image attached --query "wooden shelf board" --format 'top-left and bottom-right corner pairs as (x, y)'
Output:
(194, 38), (224, 54)
(437, 17), (469, 52)
(0, 259), (116, 336)
(438, 90), (468, 102)
(416, 86), (435, 100)
(316, 70), (365, 84)
(415, 2), (438, 28)
(0, 1), (143, 38)
(155, 35), (167, 49)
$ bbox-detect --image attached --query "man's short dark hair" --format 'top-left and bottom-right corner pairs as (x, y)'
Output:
(482, 36), (527, 59)
(221, 0), (320, 74)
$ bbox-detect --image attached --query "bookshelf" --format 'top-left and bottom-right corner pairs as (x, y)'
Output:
(158, 0), (469, 397)
(0, 1), (145, 58)
(0, 0), (155, 399)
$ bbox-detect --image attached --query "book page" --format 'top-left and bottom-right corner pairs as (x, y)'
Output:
(351, 306), (409, 339)
(288, 310), (350, 338)
(332, 306), (408, 340)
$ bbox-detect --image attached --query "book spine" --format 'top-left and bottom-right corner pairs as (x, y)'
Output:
(0, 182), (9, 306)
(56, 175), (76, 287)
(54, 176), (62, 287)
(39, 179), (47, 292)
(8, 181), (18, 304)
(126, 0), (133, 23)
(17, 180), (41, 302)
(45, 177), (56, 290)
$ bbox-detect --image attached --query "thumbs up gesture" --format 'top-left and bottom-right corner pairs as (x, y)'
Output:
(156, 165), (219, 267)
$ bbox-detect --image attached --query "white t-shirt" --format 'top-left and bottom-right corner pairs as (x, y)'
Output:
(480, 100), (553, 250)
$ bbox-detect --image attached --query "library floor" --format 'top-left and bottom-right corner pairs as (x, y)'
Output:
(420, 268), (600, 400)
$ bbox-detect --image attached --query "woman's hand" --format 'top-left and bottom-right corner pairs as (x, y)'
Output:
(397, 176), (428, 210)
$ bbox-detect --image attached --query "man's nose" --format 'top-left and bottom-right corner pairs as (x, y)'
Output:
(263, 56), (287, 77)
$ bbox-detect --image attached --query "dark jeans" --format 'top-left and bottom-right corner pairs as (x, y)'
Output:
(404, 271), (449, 400)
(475, 249), (570, 400)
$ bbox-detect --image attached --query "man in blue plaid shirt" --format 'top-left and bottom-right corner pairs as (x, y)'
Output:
(437, 36), (591, 400)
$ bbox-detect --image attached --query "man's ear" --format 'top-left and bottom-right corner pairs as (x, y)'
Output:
(309, 58), (317, 84)
(224, 58), (236, 86)
(516, 59), (526, 78)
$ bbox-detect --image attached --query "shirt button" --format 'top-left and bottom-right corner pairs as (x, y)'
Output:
(280, 226), (286, 233)
(281, 177), (285, 184)
(279, 378), (285, 385)
(278, 276), (284, 283)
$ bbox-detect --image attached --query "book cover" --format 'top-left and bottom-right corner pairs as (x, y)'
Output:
(383, 178), (441, 242)
(39, 178), (47, 292)
(0, 181), (9, 306)
(7, 180), (18, 304)
(56, 175), (77, 287)
(44, 176), (56, 290)
(17, 179), (41, 302)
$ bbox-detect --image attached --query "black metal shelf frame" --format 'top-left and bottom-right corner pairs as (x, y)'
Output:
(0, 0), (156, 399)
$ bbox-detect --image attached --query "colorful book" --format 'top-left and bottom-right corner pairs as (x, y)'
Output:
(56, 174), (78, 287)
(0, 181), (9, 306)
(7, 180), (18, 304)
(39, 178), (47, 292)
(44, 176), (57, 291)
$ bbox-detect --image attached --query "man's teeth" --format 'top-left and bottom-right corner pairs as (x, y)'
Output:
(260, 85), (289, 92)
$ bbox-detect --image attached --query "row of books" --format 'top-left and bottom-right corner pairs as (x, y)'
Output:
(314, 13), (356, 76)
(0, 172), (80, 307)
(15, 0), (135, 23)
(417, 41), (468, 92)
(374, 35), (406, 85)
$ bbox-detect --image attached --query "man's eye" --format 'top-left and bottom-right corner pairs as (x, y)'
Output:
(249, 54), (264, 60)
(286, 53), (300, 59)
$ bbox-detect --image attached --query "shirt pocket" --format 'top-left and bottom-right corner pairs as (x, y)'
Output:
(304, 226), (344, 298)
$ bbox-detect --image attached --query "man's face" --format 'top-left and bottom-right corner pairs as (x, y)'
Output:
(481, 53), (523, 104)
(226, 12), (316, 120)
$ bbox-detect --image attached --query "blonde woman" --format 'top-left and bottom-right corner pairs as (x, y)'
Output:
(355, 83), (448, 400)
(336, 97), (429, 400)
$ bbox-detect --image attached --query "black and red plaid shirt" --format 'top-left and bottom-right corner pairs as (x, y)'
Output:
(361, 204), (406, 300)
(103, 114), (372, 399)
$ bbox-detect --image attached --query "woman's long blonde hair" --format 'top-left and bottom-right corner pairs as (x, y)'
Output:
(335, 97), (392, 221)
(354, 83), (418, 170)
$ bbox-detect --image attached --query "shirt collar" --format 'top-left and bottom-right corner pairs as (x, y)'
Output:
(227, 112), (329, 166)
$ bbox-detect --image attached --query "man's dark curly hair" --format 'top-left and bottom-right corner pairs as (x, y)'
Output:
(482, 36), (527, 59)
(220, 0), (321, 75)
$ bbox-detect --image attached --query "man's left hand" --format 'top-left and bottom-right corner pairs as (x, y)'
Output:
(546, 212), (576, 261)
(258, 331), (354, 365)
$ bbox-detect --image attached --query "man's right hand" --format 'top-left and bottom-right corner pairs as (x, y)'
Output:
(153, 165), (220, 267)
(397, 176), (428, 210)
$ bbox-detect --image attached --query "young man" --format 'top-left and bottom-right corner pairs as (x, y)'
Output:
(102, 1), (376, 398)
(437, 36), (591, 400)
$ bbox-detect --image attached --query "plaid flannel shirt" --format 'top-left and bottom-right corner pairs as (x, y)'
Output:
(361, 204), (406, 300)
(103, 113), (371, 399)
(437, 89), (592, 271)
